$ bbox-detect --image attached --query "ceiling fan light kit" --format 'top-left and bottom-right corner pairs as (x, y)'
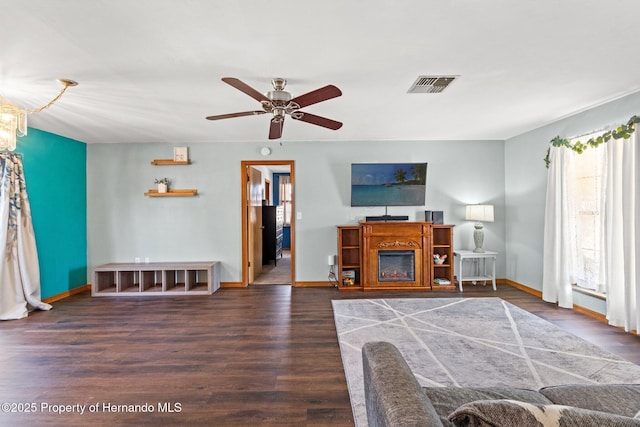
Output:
(206, 77), (342, 140)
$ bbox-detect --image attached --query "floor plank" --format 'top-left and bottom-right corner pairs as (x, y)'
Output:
(1, 284), (638, 426)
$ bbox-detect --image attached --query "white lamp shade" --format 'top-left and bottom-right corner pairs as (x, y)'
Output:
(465, 204), (494, 222)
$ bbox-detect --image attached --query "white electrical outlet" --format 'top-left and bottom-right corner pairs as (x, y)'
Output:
(296, 211), (302, 220)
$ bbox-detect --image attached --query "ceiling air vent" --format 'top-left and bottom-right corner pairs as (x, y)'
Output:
(407, 75), (458, 94)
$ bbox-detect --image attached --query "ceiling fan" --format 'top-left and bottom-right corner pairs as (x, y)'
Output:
(206, 77), (342, 139)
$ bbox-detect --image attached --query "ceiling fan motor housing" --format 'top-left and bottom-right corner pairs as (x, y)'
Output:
(267, 90), (292, 103)
(267, 78), (292, 105)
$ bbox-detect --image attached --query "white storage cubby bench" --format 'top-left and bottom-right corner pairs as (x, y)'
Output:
(92, 261), (220, 296)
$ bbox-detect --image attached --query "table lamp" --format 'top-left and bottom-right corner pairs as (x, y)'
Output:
(465, 204), (494, 253)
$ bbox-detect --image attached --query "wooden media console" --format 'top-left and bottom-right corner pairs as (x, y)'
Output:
(337, 222), (455, 291)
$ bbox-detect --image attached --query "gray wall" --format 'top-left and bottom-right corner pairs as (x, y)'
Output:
(87, 139), (506, 284)
(504, 90), (640, 312)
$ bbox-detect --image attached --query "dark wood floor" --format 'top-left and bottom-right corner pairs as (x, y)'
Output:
(1, 284), (639, 426)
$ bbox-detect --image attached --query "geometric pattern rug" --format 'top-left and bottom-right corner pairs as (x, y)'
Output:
(332, 298), (640, 427)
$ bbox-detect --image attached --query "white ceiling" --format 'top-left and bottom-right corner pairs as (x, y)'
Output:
(2, 0), (640, 145)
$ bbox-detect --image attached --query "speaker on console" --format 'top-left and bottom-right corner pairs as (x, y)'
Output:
(425, 210), (444, 224)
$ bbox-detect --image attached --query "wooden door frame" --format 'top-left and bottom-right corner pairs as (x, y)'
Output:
(241, 160), (295, 287)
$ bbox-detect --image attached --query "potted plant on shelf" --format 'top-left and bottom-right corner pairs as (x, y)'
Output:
(154, 178), (170, 193)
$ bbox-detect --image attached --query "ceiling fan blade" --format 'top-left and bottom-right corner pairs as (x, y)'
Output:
(269, 118), (284, 139)
(221, 77), (270, 103)
(290, 85), (342, 108)
(206, 111), (266, 120)
(292, 112), (343, 130)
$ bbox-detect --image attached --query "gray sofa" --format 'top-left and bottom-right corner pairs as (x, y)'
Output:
(362, 341), (640, 427)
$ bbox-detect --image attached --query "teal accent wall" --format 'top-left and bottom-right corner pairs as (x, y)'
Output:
(16, 128), (87, 298)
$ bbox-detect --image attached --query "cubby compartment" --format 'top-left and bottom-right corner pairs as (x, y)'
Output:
(187, 269), (209, 291)
(341, 228), (360, 247)
(118, 271), (140, 293)
(341, 247), (360, 267)
(94, 270), (117, 293)
(163, 269), (184, 292)
(141, 270), (163, 293)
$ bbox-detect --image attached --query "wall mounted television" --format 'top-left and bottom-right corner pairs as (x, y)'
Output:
(351, 163), (428, 207)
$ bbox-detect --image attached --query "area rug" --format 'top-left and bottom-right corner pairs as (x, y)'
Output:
(332, 297), (640, 427)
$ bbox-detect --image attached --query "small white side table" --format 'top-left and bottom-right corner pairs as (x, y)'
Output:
(454, 250), (497, 292)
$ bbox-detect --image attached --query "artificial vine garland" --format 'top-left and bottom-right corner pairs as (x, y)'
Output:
(544, 114), (640, 168)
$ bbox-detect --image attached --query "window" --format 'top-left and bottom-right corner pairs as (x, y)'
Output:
(278, 175), (292, 226)
(571, 135), (606, 293)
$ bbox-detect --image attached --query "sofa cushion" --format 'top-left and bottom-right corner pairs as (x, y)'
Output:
(448, 399), (640, 427)
(539, 384), (640, 418)
(423, 387), (553, 427)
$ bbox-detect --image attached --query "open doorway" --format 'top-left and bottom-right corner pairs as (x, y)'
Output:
(241, 160), (295, 286)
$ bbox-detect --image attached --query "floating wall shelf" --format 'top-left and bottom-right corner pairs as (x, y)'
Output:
(150, 159), (191, 165)
(145, 189), (198, 197)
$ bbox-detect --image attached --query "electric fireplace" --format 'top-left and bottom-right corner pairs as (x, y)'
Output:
(362, 222), (429, 289)
(378, 250), (415, 282)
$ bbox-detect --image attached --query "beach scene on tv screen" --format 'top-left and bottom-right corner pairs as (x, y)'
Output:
(351, 163), (427, 206)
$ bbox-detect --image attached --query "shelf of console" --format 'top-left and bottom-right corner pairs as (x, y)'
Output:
(92, 261), (220, 296)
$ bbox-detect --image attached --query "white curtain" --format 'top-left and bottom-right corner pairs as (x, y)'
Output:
(543, 132), (640, 332)
(0, 152), (51, 320)
(604, 134), (639, 332)
(542, 146), (577, 308)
